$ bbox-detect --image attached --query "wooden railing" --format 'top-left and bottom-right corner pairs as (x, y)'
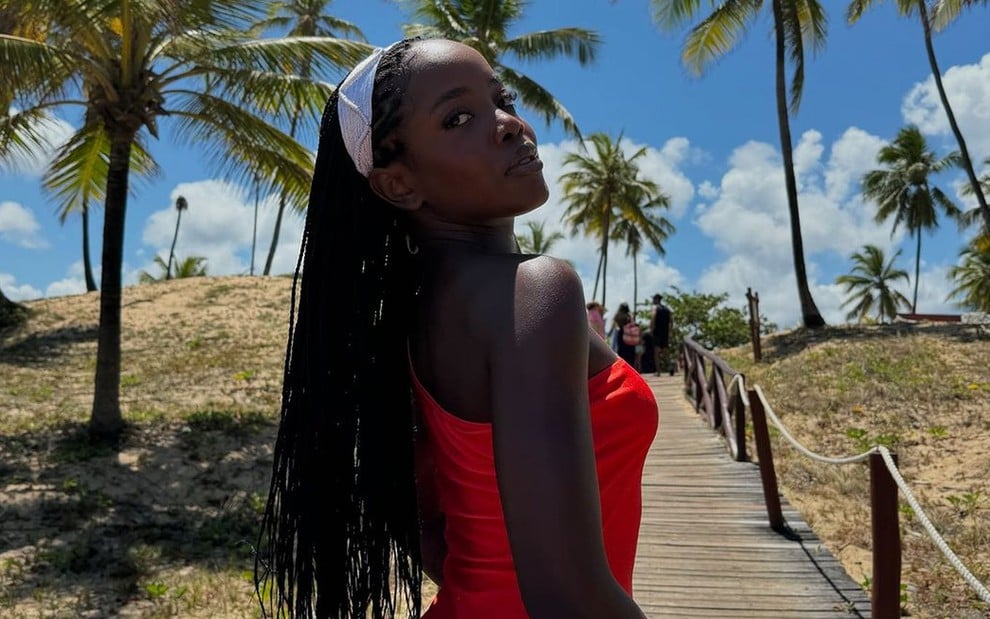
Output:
(677, 336), (990, 619)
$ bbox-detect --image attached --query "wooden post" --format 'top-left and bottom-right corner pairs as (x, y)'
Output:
(870, 451), (901, 619)
(746, 288), (762, 362)
(748, 390), (785, 532)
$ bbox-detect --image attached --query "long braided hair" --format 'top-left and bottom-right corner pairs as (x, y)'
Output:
(255, 39), (424, 618)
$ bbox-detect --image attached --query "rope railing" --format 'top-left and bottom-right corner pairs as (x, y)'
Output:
(678, 342), (990, 617)
(750, 385), (990, 604)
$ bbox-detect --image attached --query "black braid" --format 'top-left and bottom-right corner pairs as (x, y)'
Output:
(255, 39), (424, 619)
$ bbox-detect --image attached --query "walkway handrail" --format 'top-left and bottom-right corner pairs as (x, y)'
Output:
(678, 342), (990, 618)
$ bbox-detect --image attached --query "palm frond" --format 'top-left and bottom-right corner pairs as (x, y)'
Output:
(505, 28), (601, 65)
(498, 66), (581, 139)
(682, 0), (761, 77)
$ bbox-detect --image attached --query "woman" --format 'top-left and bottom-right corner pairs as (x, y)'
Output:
(256, 38), (658, 619)
(610, 302), (637, 367)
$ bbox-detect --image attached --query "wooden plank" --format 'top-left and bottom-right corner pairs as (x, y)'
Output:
(632, 375), (871, 618)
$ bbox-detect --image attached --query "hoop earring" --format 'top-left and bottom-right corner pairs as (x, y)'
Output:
(405, 234), (419, 255)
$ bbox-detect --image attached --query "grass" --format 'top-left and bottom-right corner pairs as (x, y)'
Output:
(720, 323), (990, 618)
(1, 277), (987, 617)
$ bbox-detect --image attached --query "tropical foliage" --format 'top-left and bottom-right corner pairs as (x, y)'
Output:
(651, 0), (828, 328)
(663, 287), (777, 350)
(0, 0), (369, 436)
(860, 125), (960, 313)
(401, 0), (600, 138)
(516, 220), (565, 254)
(835, 245), (911, 324)
(848, 0), (990, 235)
(138, 255), (208, 283)
(946, 237), (990, 312)
(559, 132), (673, 308)
(250, 0), (365, 275)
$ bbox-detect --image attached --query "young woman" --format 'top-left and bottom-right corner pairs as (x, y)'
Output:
(256, 38), (659, 619)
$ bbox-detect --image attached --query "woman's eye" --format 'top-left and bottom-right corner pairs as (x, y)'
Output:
(444, 111), (472, 129)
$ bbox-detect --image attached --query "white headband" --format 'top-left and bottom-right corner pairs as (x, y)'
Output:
(337, 46), (386, 177)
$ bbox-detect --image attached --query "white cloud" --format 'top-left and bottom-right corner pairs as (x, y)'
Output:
(140, 179), (306, 278)
(0, 110), (75, 177)
(45, 261), (92, 298)
(0, 272), (42, 301)
(902, 52), (990, 161)
(0, 201), (48, 249)
(689, 129), (909, 327)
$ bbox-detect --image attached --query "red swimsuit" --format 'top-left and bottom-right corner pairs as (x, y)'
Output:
(411, 357), (659, 618)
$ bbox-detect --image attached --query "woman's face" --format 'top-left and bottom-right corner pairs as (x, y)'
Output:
(388, 39), (549, 223)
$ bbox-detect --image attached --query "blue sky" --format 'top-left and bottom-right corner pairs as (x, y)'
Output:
(1, 0), (988, 329)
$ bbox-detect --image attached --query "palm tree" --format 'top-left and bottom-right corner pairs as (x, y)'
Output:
(560, 132), (666, 308)
(957, 157), (990, 230)
(651, 0), (827, 328)
(611, 186), (675, 314)
(139, 255), (207, 283)
(946, 237), (990, 312)
(933, 0), (989, 29)
(251, 0), (365, 275)
(516, 220), (565, 254)
(861, 125), (961, 312)
(835, 245), (911, 323)
(44, 107), (161, 292)
(401, 0), (601, 138)
(166, 196), (188, 280)
(0, 0), (370, 437)
(849, 0), (990, 235)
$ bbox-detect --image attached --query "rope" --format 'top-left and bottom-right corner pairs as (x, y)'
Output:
(877, 446), (990, 603)
(744, 385), (990, 602)
(751, 385), (873, 465)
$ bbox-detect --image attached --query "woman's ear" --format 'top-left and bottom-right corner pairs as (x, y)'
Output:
(368, 165), (422, 212)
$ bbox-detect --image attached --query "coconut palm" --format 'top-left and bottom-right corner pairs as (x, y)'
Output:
(0, 0), (370, 437)
(611, 186), (675, 315)
(560, 132), (667, 308)
(138, 255), (207, 283)
(516, 220), (565, 254)
(651, 0), (827, 328)
(861, 125), (961, 312)
(836, 245), (911, 323)
(166, 196), (188, 280)
(251, 0), (365, 275)
(44, 106), (161, 292)
(946, 236), (990, 312)
(401, 0), (601, 138)
(957, 157), (990, 231)
(932, 1), (990, 35)
(849, 0), (990, 235)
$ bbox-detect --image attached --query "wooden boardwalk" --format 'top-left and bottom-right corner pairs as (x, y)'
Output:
(633, 375), (872, 618)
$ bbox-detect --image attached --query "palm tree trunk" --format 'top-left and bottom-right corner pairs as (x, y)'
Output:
(601, 206), (610, 307)
(263, 113), (300, 276)
(917, 0), (990, 235)
(166, 208), (183, 281)
(90, 132), (133, 439)
(263, 195), (287, 276)
(82, 201), (97, 292)
(772, 0), (825, 328)
(912, 228), (922, 313)
(250, 174), (260, 276)
(592, 251), (604, 299)
(0, 280), (27, 328)
(632, 249), (638, 318)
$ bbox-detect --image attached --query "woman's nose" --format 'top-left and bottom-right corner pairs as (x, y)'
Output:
(495, 108), (524, 142)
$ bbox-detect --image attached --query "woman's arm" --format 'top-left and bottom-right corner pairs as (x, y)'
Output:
(487, 256), (646, 619)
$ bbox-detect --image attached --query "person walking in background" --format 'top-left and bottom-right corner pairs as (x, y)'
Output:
(256, 38), (657, 619)
(650, 294), (674, 376)
(610, 302), (638, 367)
(587, 301), (606, 339)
